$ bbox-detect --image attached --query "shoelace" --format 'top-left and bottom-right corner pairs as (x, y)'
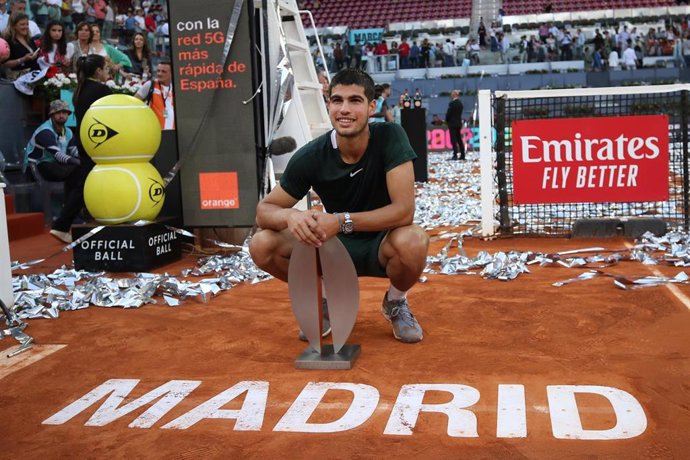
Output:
(388, 301), (416, 326)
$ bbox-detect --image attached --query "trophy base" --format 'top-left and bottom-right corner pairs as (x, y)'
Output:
(294, 344), (361, 370)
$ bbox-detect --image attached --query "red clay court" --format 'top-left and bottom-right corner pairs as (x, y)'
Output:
(2, 212), (689, 458)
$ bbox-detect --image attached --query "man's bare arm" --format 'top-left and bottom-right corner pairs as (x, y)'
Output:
(342, 161), (415, 232)
(256, 184), (338, 247)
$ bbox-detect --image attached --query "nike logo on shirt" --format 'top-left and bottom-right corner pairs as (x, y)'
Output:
(350, 168), (364, 177)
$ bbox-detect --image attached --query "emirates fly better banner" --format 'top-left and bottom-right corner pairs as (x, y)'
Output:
(512, 115), (669, 204)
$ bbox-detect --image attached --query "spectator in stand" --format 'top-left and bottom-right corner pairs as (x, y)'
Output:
(391, 93), (404, 125)
(123, 31), (149, 78)
(351, 39), (362, 70)
(374, 40), (388, 72)
(622, 39), (637, 69)
(489, 30), (499, 60)
(478, 17), (486, 47)
(389, 40), (399, 70)
(466, 38), (480, 64)
(683, 30), (690, 67)
(69, 21), (91, 67)
(155, 16), (168, 56)
(500, 32), (510, 64)
(38, 20), (72, 75)
(333, 41), (344, 71)
(442, 39), (454, 67)
(45, 0), (63, 23)
(543, 2), (553, 13)
(71, 0), (86, 25)
(603, 30), (615, 55)
(409, 40), (419, 68)
(420, 39), (431, 68)
(398, 37), (410, 69)
(4, 1), (40, 38)
(317, 68), (328, 104)
(593, 29), (603, 51)
(24, 100), (81, 244)
(144, 5), (156, 50)
(341, 40), (350, 69)
(545, 32), (558, 61)
(92, 0), (106, 27)
(560, 28), (573, 61)
(103, 0), (114, 41)
(84, 0), (97, 23)
(33, 0), (48, 29)
(574, 29), (585, 59)
(0, 0), (8, 33)
(369, 83), (392, 122)
(434, 42), (444, 67)
(518, 35), (528, 63)
(608, 47), (620, 70)
(133, 7), (145, 33)
(634, 45), (643, 68)
(527, 35), (538, 63)
(592, 46), (603, 71)
(454, 40), (464, 66)
(60, 0), (74, 33)
(135, 58), (174, 130)
(1, 13), (40, 80)
(583, 46), (593, 69)
(88, 23), (131, 71)
(673, 34), (684, 67)
(619, 25), (630, 51)
(538, 23), (549, 43)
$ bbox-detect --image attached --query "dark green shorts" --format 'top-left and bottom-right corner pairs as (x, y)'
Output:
(337, 231), (388, 278)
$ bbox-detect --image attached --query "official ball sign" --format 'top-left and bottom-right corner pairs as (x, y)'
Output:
(72, 221), (182, 272)
(512, 115), (669, 205)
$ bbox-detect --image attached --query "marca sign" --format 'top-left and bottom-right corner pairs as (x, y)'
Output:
(43, 379), (647, 440)
(512, 115), (669, 204)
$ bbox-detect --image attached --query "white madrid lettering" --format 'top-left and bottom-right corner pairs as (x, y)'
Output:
(42, 380), (648, 440)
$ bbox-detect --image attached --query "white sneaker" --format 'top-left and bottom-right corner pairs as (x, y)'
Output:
(49, 229), (72, 244)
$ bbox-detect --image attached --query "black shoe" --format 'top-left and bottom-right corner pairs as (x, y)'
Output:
(450, 156), (458, 161)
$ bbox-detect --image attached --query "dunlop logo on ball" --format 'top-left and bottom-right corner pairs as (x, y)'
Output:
(148, 178), (165, 206)
(87, 118), (119, 148)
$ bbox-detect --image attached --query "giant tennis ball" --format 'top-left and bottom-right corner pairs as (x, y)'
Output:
(80, 94), (161, 163)
(84, 162), (165, 224)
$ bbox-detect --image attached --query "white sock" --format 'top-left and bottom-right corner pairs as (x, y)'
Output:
(387, 285), (408, 301)
(321, 279), (327, 299)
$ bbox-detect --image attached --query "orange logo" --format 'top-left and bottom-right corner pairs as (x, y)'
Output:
(199, 172), (240, 210)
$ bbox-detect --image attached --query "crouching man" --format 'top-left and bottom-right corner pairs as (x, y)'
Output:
(249, 69), (429, 343)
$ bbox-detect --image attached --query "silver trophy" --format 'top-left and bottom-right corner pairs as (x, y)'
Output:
(288, 238), (360, 369)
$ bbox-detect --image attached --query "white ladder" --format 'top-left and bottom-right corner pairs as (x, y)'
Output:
(273, 0), (331, 159)
(269, 0), (332, 210)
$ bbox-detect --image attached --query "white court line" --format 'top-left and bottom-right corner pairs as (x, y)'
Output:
(624, 242), (690, 310)
(0, 344), (67, 380)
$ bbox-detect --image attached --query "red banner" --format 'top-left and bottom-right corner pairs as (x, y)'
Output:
(512, 115), (669, 205)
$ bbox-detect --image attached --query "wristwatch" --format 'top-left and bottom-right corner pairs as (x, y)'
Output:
(340, 212), (354, 234)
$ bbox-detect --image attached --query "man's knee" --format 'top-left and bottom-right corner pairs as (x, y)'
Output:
(387, 226), (429, 262)
(248, 229), (281, 269)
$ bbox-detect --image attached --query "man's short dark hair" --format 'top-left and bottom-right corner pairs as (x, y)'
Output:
(329, 68), (375, 102)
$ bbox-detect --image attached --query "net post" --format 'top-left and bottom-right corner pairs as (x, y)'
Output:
(494, 96), (511, 233)
(479, 89), (495, 237)
(682, 90), (689, 232)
